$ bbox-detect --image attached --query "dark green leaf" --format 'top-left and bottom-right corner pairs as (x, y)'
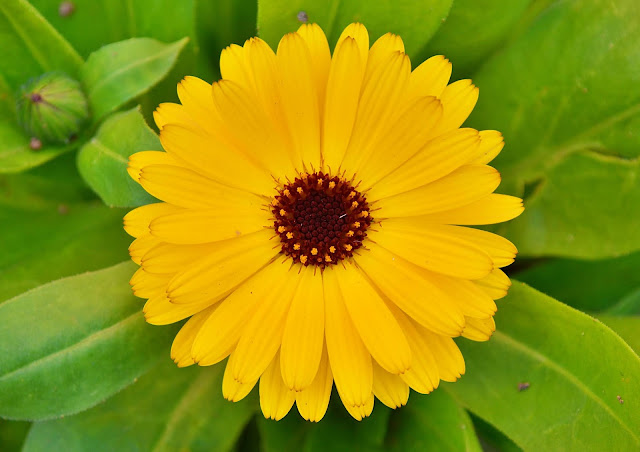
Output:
(516, 251), (640, 313)
(81, 37), (188, 121)
(469, 0), (640, 258)
(470, 415), (522, 452)
(0, 262), (174, 420)
(0, 0), (83, 92)
(606, 289), (640, 316)
(23, 360), (256, 452)
(257, 412), (311, 452)
(77, 107), (159, 207)
(0, 419), (31, 452)
(446, 282), (640, 450)
(257, 0), (453, 58)
(422, 0), (531, 76)
(0, 201), (130, 303)
(386, 389), (482, 452)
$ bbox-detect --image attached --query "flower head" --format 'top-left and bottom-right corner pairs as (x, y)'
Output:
(125, 23), (523, 422)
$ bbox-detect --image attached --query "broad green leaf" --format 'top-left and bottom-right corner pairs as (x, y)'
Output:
(0, 0), (83, 91)
(77, 107), (159, 207)
(0, 262), (174, 420)
(516, 250), (640, 312)
(471, 415), (522, 452)
(195, 0), (257, 79)
(0, 419), (30, 452)
(469, 0), (640, 258)
(446, 282), (640, 451)
(257, 0), (453, 59)
(597, 316), (640, 355)
(606, 289), (640, 316)
(257, 414), (311, 452)
(81, 37), (188, 122)
(23, 361), (256, 452)
(385, 389), (482, 452)
(0, 201), (130, 302)
(422, 0), (531, 76)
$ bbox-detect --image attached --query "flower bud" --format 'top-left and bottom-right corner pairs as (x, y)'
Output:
(16, 72), (89, 144)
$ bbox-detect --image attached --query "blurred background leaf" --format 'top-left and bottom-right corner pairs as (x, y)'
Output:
(0, 262), (175, 420)
(77, 107), (159, 207)
(23, 361), (256, 452)
(0, 420), (30, 452)
(467, 0), (640, 259)
(257, 0), (453, 59)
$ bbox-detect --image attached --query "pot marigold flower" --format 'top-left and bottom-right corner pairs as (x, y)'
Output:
(124, 22), (523, 422)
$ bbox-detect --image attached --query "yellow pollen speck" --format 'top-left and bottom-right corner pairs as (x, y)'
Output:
(360, 211), (369, 218)
(325, 255), (332, 262)
(293, 243), (301, 250)
(279, 209), (286, 216)
(286, 232), (294, 239)
(348, 191), (356, 199)
(347, 230), (354, 237)
(351, 201), (359, 208)
(353, 221), (361, 228)
(344, 244), (353, 251)
(300, 255), (308, 264)
(271, 199), (279, 206)
(311, 248), (318, 255)
(278, 226), (286, 233)
(297, 187), (304, 194)
(329, 181), (336, 189)
(329, 246), (336, 253)
(317, 179), (323, 186)
(284, 189), (291, 197)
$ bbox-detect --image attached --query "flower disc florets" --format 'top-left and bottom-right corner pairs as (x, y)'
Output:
(272, 172), (372, 268)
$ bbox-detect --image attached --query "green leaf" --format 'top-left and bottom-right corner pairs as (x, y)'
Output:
(469, 0), (640, 258)
(257, 0), (453, 59)
(81, 37), (188, 122)
(606, 289), (640, 316)
(0, 262), (174, 420)
(385, 389), (482, 452)
(257, 413), (311, 452)
(23, 361), (256, 452)
(421, 0), (531, 76)
(445, 282), (640, 450)
(516, 250), (640, 313)
(77, 107), (159, 207)
(0, 419), (31, 452)
(0, 201), (131, 303)
(0, 0), (83, 92)
(597, 316), (640, 356)
(470, 415), (522, 452)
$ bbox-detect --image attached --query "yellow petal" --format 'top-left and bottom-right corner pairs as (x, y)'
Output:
(372, 360), (409, 409)
(220, 44), (252, 90)
(192, 262), (285, 366)
(339, 391), (374, 421)
(462, 316), (496, 342)
(335, 23), (369, 64)
(150, 208), (268, 245)
(470, 130), (504, 165)
(370, 220), (494, 280)
(408, 55), (452, 99)
(356, 96), (443, 190)
(295, 344), (333, 422)
(153, 102), (191, 130)
(415, 324), (466, 382)
(376, 164), (501, 217)
(355, 243), (465, 336)
(420, 194), (524, 225)
(423, 270), (497, 319)
(124, 203), (182, 238)
(159, 123), (274, 195)
(336, 264), (412, 375)
(260, 352), (296, 421)
(127, 151), (182, 182)
(223, 355), (257, 402)
(277, 32), (321, 168)
(323, 268), (372, 408)
(143, 294), (213, 325)
(129, 235), (160, 265)
(296, 23), (331, 118)
(365, 32), (405, 87)
(170, 305), (216, 367)
(176, 76), (217, 131)
(141, 241), (218, 275)
(130, 268), (168, 299)
(368, 129), (481, 200)
(230, 263), (300, 383)
(474, 268), (512, 300)
(434, 79), (479, 135)
(166, 230), (278, 305)
(321, 37), (364, 171)
(280, 266), (324, 391)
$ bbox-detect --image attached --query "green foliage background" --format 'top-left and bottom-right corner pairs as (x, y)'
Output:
(1, 0), (639, 451)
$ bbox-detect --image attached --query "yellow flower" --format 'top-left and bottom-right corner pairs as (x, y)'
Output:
(124, 22), (523, 422)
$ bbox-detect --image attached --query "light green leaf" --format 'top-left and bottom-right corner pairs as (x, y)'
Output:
(0, 262), (174, 420)
(81, 37), (188, 122)
(597, 316), (640, 355)
(0, 0), (83, 91)
(469, 0), (640, 258)
(385, 389), (482, 452)
(77, 107), (159, 207)
(422, 0), (531, 76)
(257, 0), (453, 58)
(23, 361), (256, 452)
(446, 282), (640, 451)
(0, 201), (131, 303)
(516, 250), (640, 313)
